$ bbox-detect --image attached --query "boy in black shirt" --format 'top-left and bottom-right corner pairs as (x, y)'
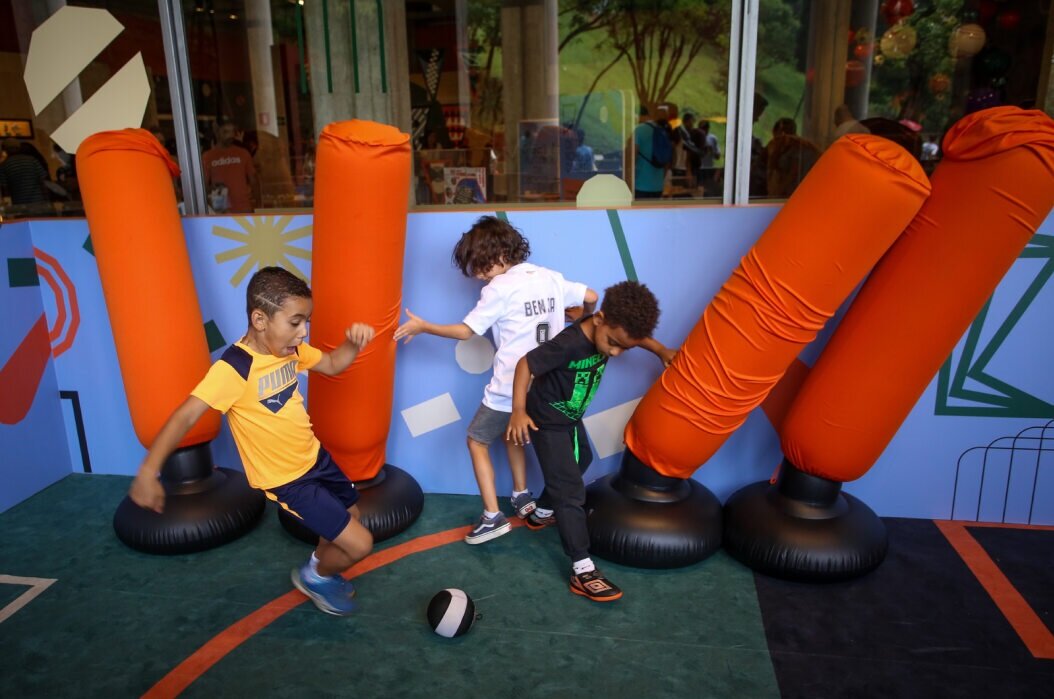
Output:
(506, 281), (670, 602)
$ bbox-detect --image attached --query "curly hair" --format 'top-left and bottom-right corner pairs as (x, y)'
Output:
(246, 266), (311, 321)
(600, 281), (660, 340)
(451, 216), (530, 277)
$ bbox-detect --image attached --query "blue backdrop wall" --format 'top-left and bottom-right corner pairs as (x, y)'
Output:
(2, 207), (1052, 524)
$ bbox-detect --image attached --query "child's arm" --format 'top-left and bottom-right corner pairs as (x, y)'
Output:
(129, 396), (213, 513)
(506, 356), (538, 446)
(393, 308), (474, 344)
(565, 288), (599, 322)
(311, 323), (376, 376)
(640, 337), (679, 367)
(582, 288), (598, 315)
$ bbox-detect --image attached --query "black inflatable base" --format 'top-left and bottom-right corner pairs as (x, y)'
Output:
(113, 467), (266, 554)
(723, 478), (888, 582)
(585, 472), (723, 569)
(278, 464), (424, 545)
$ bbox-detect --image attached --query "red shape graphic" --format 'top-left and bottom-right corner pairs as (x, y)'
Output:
(34, 247), (80, 357)
(0, 315), (52, 425)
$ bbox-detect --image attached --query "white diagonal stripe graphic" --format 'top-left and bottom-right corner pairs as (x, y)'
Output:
(0, 575), (58, 624)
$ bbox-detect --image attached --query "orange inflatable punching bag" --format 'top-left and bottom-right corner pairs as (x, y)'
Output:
(724, 108), (1054, 581)
(79, 129), (263, 554)
(586, 136), (931, 568)
(296, 120), (423, 543)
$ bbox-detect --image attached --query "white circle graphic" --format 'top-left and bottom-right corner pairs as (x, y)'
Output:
(455, 335), (495, 374)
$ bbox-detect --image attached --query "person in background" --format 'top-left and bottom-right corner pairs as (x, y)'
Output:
(833, 104), (870, 140)
(0, 138), (48, 208)
(203, 120), (257, 213)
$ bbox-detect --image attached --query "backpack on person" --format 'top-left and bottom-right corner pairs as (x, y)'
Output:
(646, 122), (673, 168)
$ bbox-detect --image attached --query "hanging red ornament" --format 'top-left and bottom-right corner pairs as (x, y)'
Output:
(846, 60), (866, 88)
(929, 73), (951, 94)
(997, 9), (1021, 30)
(854, 42), (874, 60)
(978, 0), (998, 24)
(881, 0), (915, 27)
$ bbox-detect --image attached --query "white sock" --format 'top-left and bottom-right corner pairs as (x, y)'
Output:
(512, 489), (529, 498)
(573, 558), (596, 576)
(535, 507), (554, 518)
(309, 553), (322, 577)
(483, 510), (501, 520)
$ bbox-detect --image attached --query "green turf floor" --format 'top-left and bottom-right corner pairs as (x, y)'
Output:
(0, 474), (780, 698)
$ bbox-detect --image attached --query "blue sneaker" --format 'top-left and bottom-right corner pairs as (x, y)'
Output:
(291, 565), (359, 616)
(464, 511), (511, 544)
(510, 492), (537, 519)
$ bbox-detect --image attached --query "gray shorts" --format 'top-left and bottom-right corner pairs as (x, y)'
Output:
(467, 403), (511, 445)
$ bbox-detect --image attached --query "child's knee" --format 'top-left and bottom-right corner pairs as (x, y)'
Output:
(466, 436), (492, 458)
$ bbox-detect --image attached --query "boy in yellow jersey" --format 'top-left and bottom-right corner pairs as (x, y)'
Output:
(129, 266), (374, 616)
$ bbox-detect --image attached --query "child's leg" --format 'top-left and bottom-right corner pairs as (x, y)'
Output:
(505, 441), (528, 493)
(466, 404), (511, 514)
(530, 427), (590, 563)
(467, 437), (500, 513)
(315, 505), (373, 576)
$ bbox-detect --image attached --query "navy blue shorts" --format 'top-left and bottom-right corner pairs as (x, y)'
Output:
(265, 447), (359, 542)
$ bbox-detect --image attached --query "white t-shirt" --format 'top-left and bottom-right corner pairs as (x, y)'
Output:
(463, 262), (588, 412)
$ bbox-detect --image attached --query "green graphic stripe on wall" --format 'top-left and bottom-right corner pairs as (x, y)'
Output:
(935, 235), (1054, 418)
(606, 209), (638, 281)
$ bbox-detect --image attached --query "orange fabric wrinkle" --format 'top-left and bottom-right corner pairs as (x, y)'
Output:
(782, 108), (1054, 482)
(626, 135), (931, 479)
(307, 120), (411, 481)
(79, 130), (218, 448)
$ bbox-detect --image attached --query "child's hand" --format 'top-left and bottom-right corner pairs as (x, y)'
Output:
(346, 323), (375, 349)
(506, 409), (538, 446)
(129, 472), (165, 514)
(393, 309), (424, 344)
(658, 346), (678, 367)
(564, 305), (584, 322)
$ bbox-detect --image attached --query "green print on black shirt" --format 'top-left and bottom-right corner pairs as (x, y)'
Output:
(550, 360), (605, 421)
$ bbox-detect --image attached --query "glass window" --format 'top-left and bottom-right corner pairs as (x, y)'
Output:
(752, 0), (1053, 200)
(183, 0), (315, 213)
(0, 0), (174, 221)
(404, 0), (733, 207)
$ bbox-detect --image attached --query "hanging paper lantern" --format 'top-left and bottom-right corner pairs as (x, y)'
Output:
(949, 23), (986, 58)
(846, 59), (866, 88)
(880, 21), (918, 59)
(928, 73), (951, 94)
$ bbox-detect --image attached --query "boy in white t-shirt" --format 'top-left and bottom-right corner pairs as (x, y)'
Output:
(394, 216), (598, 544)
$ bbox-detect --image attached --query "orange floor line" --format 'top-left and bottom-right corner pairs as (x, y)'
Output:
(143, 520), (524, 698)
(934, 519), (1054, 660)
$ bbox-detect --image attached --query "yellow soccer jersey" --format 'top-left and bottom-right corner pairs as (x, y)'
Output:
(191, 340), (323, 489)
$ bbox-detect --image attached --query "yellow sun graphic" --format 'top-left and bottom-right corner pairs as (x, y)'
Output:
(212, 216), (312, 286)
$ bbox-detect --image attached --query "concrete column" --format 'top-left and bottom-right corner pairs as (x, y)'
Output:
(304, 0), (405, 135)
(501, 0), (559, 198)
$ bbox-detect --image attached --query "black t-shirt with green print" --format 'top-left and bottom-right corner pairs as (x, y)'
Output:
(525, 316), (607, 430)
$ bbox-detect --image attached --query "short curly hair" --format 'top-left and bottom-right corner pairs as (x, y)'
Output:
(600, 281), (660, 340)
(246, 266), (311, 322)
(452, 216), (530, 277)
